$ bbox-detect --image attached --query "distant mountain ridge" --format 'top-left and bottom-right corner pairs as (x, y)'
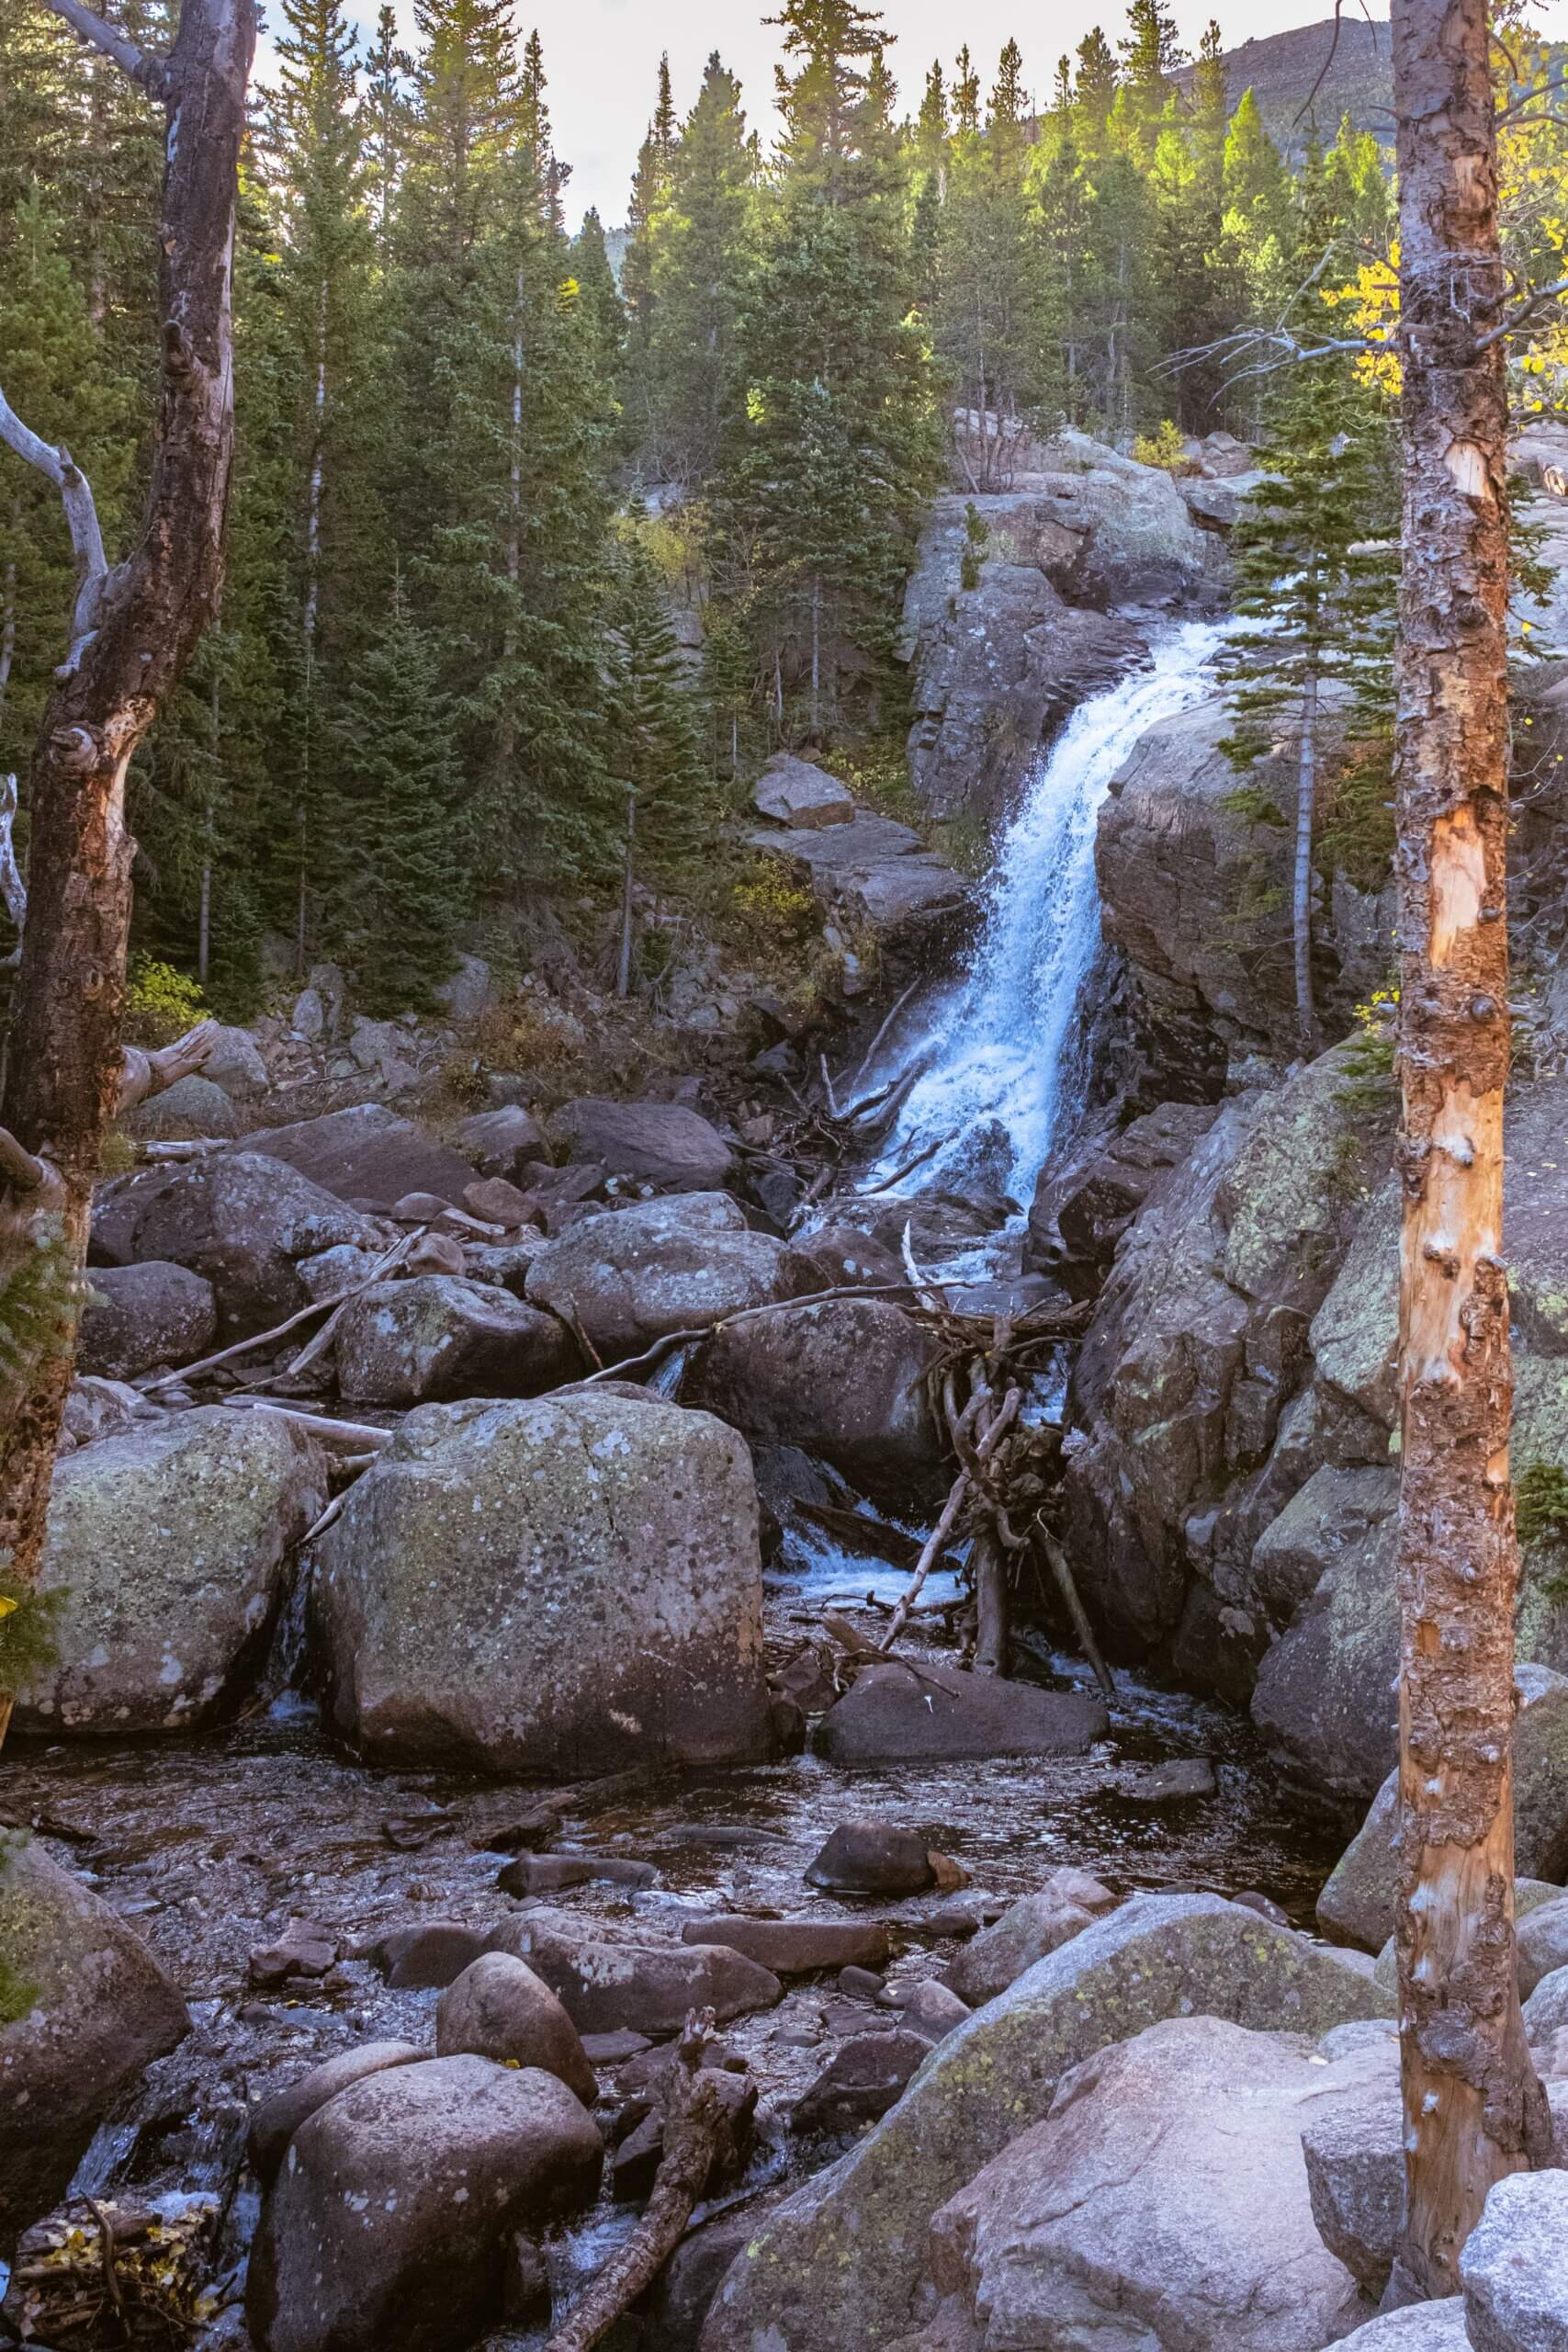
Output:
(1175, 15), (1394, 156)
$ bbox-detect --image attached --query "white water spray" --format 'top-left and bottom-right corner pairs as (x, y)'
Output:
(872, 618), (1229, 1204)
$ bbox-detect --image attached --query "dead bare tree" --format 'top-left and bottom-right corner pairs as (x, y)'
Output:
(0, 0), (254, 1736)
(1389, 0), (1551, 2296)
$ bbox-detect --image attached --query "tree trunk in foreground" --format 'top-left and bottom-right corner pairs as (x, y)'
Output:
(0, 0), (253, 1736)
(1391, 0), (1551, 2295)
(1293, 665), (1318, 1049)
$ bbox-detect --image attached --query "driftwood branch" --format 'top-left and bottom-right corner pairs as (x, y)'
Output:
(1032, 1521), (1115, 1701)
(0, 1129), (52, 1195)
(115, 1020), (218, 1114)
(140, 1229), (417, 1393)
(39, 0), (170, 96)
(0, 386), (109, 671)
(544, 2011), (742, 2352)
(0, 776), (24, 969)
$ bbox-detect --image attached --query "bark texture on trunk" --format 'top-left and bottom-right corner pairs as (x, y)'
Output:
(0, 0), (253, 1663)
(1390, 0), (1551, 2296)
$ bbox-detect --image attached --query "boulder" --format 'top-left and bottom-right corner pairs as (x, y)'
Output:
(454, 1103), (548, 1180)
(752, 753), (855, 830)
(200, 1023), (271, 1099)
(240, 1103), (479, 1209)
(248, 2041), (424, 2186)
(77, 1261), (217, 1381)
(491, 1909), (781, 2035)
(127, 1072), (242, 1139)
(0, 1839), (188, 2243)
(1248, 1466), (1402, 1809)
(686, 1296), (942, 1505)
(815, 1659), (1107, 1764)
(1461, 2168), (1568, 2352)
(944, 1871), (1120, 2006)
(247, 2056), (602, 2352)
(525, 1193), (808, 1363)
(926, 2016), (1377, 2352)
(315, 1391), (772, 1772)
(15, 1408), (327, 1736)
(1335, 2312), (1470, 2350)
(1518, 1893), (1568, 1996)
(747, 813), (969, 947)
(549, 1097), (735, 1192)
(296, 1243), (384, 1302)
(791, 1223), (907, 1291)
(1525, 1964), (1568, 2043)
(59, 1374), (161, 1450)
(899, 1981), (972, 2043)
(434, 1953), (596, 2105)
(679, 1917), (893, 1974)
(792, 2031), (933, 2134)
(96, 1154), (385, 1339)
(698, 1894), (1391, 2352)
(1318, 1664), (1568, 1950)
(333, 1275), (577, 1404)
(1299, 2037), (1403, 2298)
(806, 1823), (935, 1895)
(1026, 1099), (1220, 1293)
(369, 1921), (493, 1991)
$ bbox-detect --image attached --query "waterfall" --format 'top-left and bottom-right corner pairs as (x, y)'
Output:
(871, 618), (1229, 1207)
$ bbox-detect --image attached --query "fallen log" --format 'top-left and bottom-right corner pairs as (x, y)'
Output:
(543, 2012), (746, 2352)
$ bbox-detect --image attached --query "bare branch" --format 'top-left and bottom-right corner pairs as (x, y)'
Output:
(0, 1128), (50, 1194)
(1473, 275), (1568, 353)
(0, 776), (24, 971)
(38, 0), (169, 96)
(0, 384), (110, 678)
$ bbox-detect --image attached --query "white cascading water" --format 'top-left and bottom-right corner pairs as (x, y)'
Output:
(870, 617), (1230, 1208)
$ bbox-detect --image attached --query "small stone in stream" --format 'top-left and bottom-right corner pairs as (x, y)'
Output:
(816, 1660), (1109, 1764)
(772, 2023), (825, 2050)
(248, 2041), (424, 2185)
(792, 2030), (932, 2134)
(839, 1965), (886, 2000)
(473, 1804), (562, 1852)
(581, 2030), (650, 2065)
(807, 1822), (935, 1895)
(614, 2041), (745, 2097)
(1233, 1889), (1292, 1929)
(367, 1919), (492, 1990)
(406, 1230), (466, 1276)
(928, 1850), (969, 1893)
(773, 1640), (840, 1715)
(680, 1916), (892, 1975)
(246, 2055), (604, 2352)
(463, 1176), (537, 1227)
(612, 2109), (666, 2200)
(1124, 1758), (1217, 1803)
(658, 1823), (791, 1851)
(770, 1692), (808, 1754)
(819, 1998), (898, 2037)
(250, 1918), (337, 1984)
(496, 1851), (658, 1896)
(900, 1981), (972, 2043)
(435, 1953), (597, 2106)
(502, 2233), (552, 2329)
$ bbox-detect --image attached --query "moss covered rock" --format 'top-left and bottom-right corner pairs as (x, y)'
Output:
(699, 1893), (1391, 2352)
(0, 1839), (187, 2246)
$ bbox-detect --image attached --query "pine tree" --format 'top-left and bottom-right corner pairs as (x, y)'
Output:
(604, 541), (713, 997)
(363, 5), (414, 250)
(328, 594), (464, 1012)
(643, 52), (755, 486)
(1074, 26), (1119, 147)
(1219, 360), (1398, 1044)
(570, 208), (626, 397)
(622, 51), (678, 415)
(1119, 0), (1183, 148)
(714, 0), (938, 741)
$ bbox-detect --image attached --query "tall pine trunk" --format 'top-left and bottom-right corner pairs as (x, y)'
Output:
(0, 0), (252, 1740)
(1293, 664), (1318, 1047)
(616, 792), (636, 1001)
(1390, 0), (1551, 2295)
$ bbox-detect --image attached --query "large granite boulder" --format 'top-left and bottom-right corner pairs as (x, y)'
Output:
(549, 1097), (735, 1192)
(699, 1893), (1391, 2352)
(815, 1659), (1107, 1763)
(1461, 2168), (1568, 2352)
(238, 1102), (479, 1208)
(92, 1153), (386, 1340)
(0, 1838), (188, 2245)
(1318, 1663), (1568, 1949)
(15, 1408), (327, 1736)
(747, 813), (969, 952)
(315, 1391), (772, 1771)
(199, 1023), (271, 1099)
(247, 2056), (602, 2352)
(752, 753), (855, 829)
(491, 1909), (781, 2035)
(525, 1193), (811, 1365)
(77, 1261), (217, 1381)
(923, 2016), (1379, 2351)
(127, 1071), (242, 1139)
(1025, 1099), (1220, 1292)
(686, 1295), (942, 1505)
(333, 1275), (578, 1403)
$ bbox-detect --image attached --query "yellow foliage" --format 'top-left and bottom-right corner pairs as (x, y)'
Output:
(123, 957), (207, 1047)
(1131, 418), (1189, 471)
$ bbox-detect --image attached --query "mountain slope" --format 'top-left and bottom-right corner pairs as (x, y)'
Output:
(1176, 16), (1393, 155)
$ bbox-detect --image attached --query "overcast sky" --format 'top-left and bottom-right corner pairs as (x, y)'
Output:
(251, 2), (1394, 227)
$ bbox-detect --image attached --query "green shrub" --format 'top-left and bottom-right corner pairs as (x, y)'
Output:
(124, 957), (207, 1047)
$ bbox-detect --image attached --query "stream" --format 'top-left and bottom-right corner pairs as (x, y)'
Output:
(4, 619), (1343, 2337)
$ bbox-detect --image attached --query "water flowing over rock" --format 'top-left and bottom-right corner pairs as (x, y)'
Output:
(314, 1390), (772, 1771)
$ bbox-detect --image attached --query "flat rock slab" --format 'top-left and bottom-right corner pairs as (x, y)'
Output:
(491, 1908), (781, 2035)
(550, 1098), (734, 1193)
(816, 1662), (1108, 1763)
(748, 818), (968, 938)
(238, 1102), (479, 1207)
(680, 1917), (893, 1974)
(752, 753), (855, 830)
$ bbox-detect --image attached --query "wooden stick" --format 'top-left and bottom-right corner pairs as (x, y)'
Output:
(849, 978), (919, 1092)
(1032, 1521), (1115, 1702)
(818, 1053), (842, 1120)
(544, 2015), (740, 2352)
(143, 1228), (417, 1393)
(231, 1402), (394, 1451)
(971, 1529), (1010, 1677)
(878, 1464), (973, 1653)
(854, 1127), (956, 1195)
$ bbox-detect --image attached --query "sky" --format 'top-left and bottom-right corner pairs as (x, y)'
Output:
(254, 1), (1388, 229)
